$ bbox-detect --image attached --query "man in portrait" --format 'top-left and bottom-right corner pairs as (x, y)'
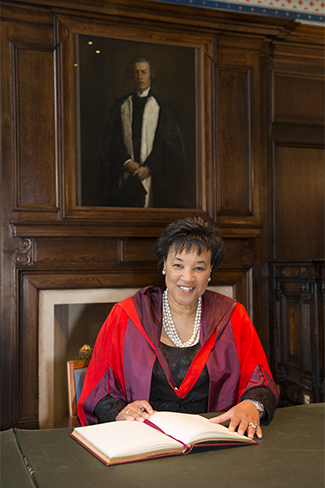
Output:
(99, 56), (186, 208)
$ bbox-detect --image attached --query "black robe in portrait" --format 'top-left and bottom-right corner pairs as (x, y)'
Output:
(99, 91), (186, 208)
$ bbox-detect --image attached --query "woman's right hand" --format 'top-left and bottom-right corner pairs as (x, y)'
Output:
(115, 400), (155, 422)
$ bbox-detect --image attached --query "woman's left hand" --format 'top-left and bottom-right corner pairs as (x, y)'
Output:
(208, 400), (262, 439)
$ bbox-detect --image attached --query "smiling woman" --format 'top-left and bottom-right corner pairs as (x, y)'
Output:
(164, 248), (211, 309)
(78, 217), (278, 440)
(156, 218), (220, 347)
(159, 228), (214, 346)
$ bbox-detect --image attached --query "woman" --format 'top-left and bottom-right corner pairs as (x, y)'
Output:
(78, 217), (278, 439)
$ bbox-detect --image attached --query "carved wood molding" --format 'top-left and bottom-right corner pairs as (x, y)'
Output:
(4, 0), (299, 37)
(15, 238), (33, 265)
(10, 221), (262, 239)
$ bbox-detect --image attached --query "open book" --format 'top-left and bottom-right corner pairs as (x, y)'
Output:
(70, 411), (256, 466)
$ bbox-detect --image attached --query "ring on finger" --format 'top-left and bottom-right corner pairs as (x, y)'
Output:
(126, 409), (130, 415)
(248, 422), (258, 431)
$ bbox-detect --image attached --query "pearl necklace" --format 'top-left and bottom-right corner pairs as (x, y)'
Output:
(162, 289), (202, 348)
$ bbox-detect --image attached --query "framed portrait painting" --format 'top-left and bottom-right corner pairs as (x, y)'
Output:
(72, 31), (210, 211)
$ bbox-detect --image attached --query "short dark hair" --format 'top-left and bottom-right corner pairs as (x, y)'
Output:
(127, 56), (158, 82)
(155, 217), (225, 275)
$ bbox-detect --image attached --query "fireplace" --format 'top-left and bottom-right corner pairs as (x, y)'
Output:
(38, 286), (233, 428)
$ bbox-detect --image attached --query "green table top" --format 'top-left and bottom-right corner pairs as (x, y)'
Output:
(0, 429), (35, 488)
(1, 403), (324, 488)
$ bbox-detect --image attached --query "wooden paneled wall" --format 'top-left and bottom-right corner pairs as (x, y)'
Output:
(270, 36), (325, 259)
(1, 0), (324, 429)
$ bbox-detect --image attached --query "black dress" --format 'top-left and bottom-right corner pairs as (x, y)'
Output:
(94, 342), (208, 422)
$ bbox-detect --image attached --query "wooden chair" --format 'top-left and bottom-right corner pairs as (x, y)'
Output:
(67, 359), (90, 427)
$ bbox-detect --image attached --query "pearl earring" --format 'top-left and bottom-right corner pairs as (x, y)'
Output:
(162, 269), (166, 275)
(208, 277), (211, 282)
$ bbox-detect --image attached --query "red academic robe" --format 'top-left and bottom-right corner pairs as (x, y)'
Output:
(78, 286), (278, 426)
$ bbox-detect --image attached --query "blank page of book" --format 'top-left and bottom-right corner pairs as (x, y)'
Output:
(149, 412), (253, 445)
(73, 420), (182, 458)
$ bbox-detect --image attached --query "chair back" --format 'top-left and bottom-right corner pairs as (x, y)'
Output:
(67, 359), (90, 427)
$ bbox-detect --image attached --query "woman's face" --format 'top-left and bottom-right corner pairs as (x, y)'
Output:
(164, 246), (212, 309)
